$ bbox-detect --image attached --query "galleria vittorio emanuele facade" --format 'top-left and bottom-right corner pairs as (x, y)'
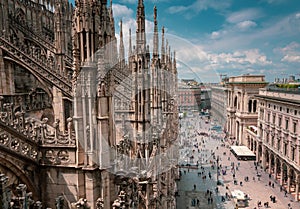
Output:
(0, 0), (179, 208)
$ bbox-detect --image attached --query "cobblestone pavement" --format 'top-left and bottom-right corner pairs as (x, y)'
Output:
(176, 115), (300, 209)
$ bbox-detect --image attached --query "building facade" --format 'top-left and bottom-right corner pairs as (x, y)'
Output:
(0, 0), (178, 208)
(178, 80), (211, 112)
(211, 85), (227, 128)
(226, 75), (268, 145)
(246, 85), (300, 201)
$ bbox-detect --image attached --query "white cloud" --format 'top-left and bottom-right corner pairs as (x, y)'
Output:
(119, 0), (136, 4)
(236, 20), (257, 30)
(263, 0), (286, 4)
(167, 6), (188, 14)
(167, 0), (231, 18)
(208, 49), (272, 66)
(282, 55), (300, 62)
(202, 11), (300, 53)
(275, 42), (300, 63)
(210, 30), (228, 39)
(211, 31), (220, 39)
(112, 4), (134, 18)
(257, 13), (300, 39)
(279, 42), (300, 53)
(227, 8), (263, 24)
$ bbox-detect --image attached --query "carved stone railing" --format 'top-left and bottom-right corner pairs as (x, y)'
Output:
(9, 14), (73, 67)
(8, 14), (56, 53)
(0, 102), (76, 164)
(0, 119), (39, 162)
(1, 92), (52, 112)
(0, 37), (72, 97)
(0, 105), (75, 145)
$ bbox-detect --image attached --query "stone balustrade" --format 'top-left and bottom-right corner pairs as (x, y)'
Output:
(0, 102), (76, 165)
(8, 13), (56, 53)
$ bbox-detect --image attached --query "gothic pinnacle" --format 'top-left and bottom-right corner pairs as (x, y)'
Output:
(153, 6), (159, 57)
(119, 20), (125, 65)
(129, 28), (132, 56)
(136, 0), (146, 53)
(161, 26), (165, 63)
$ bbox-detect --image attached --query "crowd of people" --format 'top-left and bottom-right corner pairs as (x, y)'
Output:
(178, 114), (296, 209)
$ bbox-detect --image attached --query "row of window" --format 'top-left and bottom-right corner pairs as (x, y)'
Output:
(264, 133), (297, 161)
(265, 113), (298, 133)
(262, 102), (299, 116)
(267, 113), (298, 133)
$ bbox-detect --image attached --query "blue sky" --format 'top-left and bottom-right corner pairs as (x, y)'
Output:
(70, 0), (300, 83)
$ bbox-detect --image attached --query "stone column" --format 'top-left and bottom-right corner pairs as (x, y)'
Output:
(229, 117), (232, 138)
(238, 123), (243, 145)
(268, 153), (272, 174)
(297, 146), (300, 165)
(0, 174), (9, 209)
(280, 162), (284, 186)
(287, 168), (291, 193)
(52, 86), (65, 131)
(256, 144), (259, 163)
(235, 121), (239, 143)
(87, 31), (91, 62)
(295, 174), (299, 202)
(262, 146), (266, 168)
(0, 49), (6, 94)
(274, 159), (278, 180)
(84, 171), (101, 209)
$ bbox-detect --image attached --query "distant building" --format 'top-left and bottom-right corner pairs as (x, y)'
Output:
(211, 85), (227, 128)
(178, 80), (211, 112)
(201, 87), (212, 110)
(181, 79), (199, 86)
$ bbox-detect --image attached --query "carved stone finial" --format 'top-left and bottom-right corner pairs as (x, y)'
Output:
(55, 195), (64, 209)
(96, 198), (104, 209)
(72, 198), (90, 209)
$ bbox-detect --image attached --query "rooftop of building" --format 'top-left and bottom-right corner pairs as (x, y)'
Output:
(178, 79), (211, 89)
(226, 74), (267, 84)
(256, 84), (300, 105)
(211, 85), (227, 90)
(265, 83), (300, 94)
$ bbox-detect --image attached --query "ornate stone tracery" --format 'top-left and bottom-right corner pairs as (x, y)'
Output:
(0, 0), (178, 208)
